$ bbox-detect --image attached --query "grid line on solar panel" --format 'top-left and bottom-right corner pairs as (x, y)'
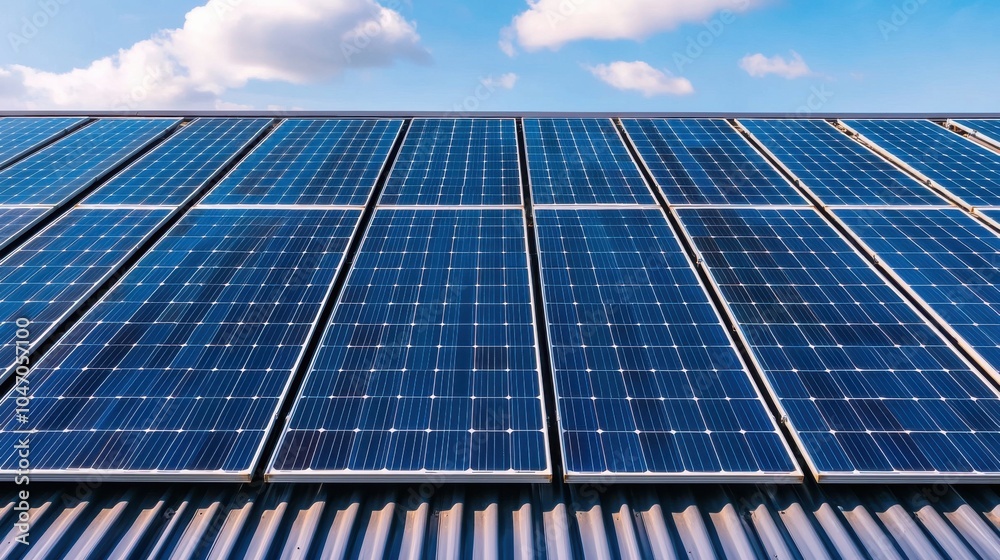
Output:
(953, 120), (1000, 151)
(0, 208), (170, 370)
(524, 118), (654, 205)
(83, 118), (272, 206)
(0, 119), (179, 206)
(622, 119), (805, 206)
(842, 119), (1000, 208)
(739, 119), (944, 206)
(380, 119), (521, 206)
(534, 207), (800, 481)
(677, 207), (1000, 481)
(202, 119), (402, 206)
(0, 117), (87, 168)
(0, 206), (48, 249)
(269, 208), (550, 481)
(0, 208), (362, 480)
(833, 208), (1000, 386)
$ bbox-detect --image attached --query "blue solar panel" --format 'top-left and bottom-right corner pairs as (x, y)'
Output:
(954, 120), (1000, 148)
(525, 118), (653, 205)
(0, 117), (86, 168)
(380, 119), (521, 206)
(843, 119), (1000, 208)
(835, 208), (1000, 380)
(0, 206), (47, 248)
(0, 207), (170, 370)
(203, 119), (402, 206)
(534, 208), (799, 481)
(622, 119), (804, 205)
(0, 119), (178, 205)
(741, 119), (943, 206)
(270, 209), (548, 480)
(678, 207), (1000, 481)
(0, 208), (361, 479)
(84, 118), (272, 206)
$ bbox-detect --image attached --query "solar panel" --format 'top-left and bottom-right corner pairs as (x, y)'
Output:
(534, 208), (799, 481)
(524, 118), (653, 205)
(202, 119), (402, 206)
(622, 119), (804, 205)
(0, 208), (361, 480)
(83, 118), (272, 206)
(0, 118), (178, 205)
(0, 117), (87, 168)
(380, 119), (521, 206)
(0, 206), (47, 249)
(834, 208), (1000, 383)
(953, 120), (1000, 149)
(269, 209), (548, 481)
(677, 207), (1000, 482)
(740, 119), (943, 206)
(842, 119), (1000, 208)
(0, 207), (170, 370)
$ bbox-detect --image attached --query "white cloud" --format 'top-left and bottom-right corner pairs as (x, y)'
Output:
(502, 0), (765, 54)
(481, 73), (518, 90)
(739, 51), (812, 79)
(587, 61), (693, 97)
(0, 0), (429, 109)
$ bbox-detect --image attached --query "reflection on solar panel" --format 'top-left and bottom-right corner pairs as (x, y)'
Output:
(679, 207), (1000, 482)
(535, 208), (799, 481)
(0, 208), (361, 480)
(525, 118), (652, 205)
(0, 117), (87, 167)
(84, 118), (272, 206)
(0, 208), (170, 368)
(622, 119), (803, 205)
(380, 119), (521, 206)
(835, 208), (1000, 381)
(0, 206), (47, 248)
(203, 119), (402, 206)
(953, 120), (1000, 148)
(843, 119), (1000, 208)
(270, 209), (548, 481)
(741, 119), (942, 206)
(0, 119), (178, 205)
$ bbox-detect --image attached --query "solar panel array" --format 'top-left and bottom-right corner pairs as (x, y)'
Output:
(4, 114), (1000, 485)
(0, 117), (87, 168)
(954, 120), (1000, 148)
(740, 119), (943, 206)
(622, 119), (804, 206)
(843, 119), (1000, 208)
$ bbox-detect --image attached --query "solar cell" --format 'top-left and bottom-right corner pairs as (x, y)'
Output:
(842, 119), (1000, 208)
(953, 120), (1000, 150)
(834, 208), (1000, 383)
(740, 119), (943, 206)
(0, 117), (87, 168)
(622, 119), (804, 205)
(203, 119), (402, 206)
(0, 208), (170, 370)
(84, 118), (272, 206)
(678, 207), (1000, 481)
(525, 118), (653, 205)
(0, 208), (361, 480)
(380, 119), (521, 206)
(535, 208), (799, 481)
(269, 209), (548, 481)
(0, 206), (47, 249)
(0, 118), (178, 205)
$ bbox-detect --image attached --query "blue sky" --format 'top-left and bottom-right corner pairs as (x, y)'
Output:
(1, 0), (997, 111)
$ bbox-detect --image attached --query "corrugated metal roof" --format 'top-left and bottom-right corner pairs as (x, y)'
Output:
(3, 481), (1000, 559)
